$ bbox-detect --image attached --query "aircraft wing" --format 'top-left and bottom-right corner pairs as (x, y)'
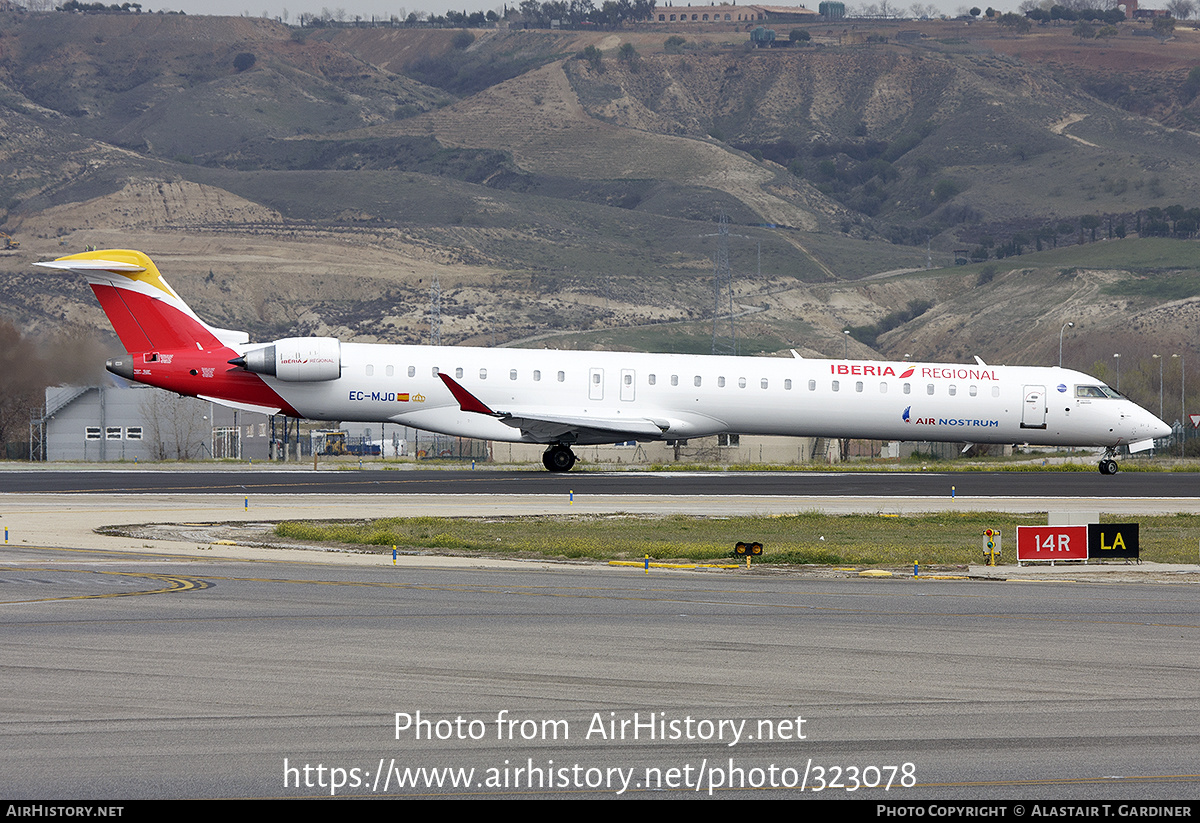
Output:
(491, 411), (668, 442)
(437, 373), (668, 443)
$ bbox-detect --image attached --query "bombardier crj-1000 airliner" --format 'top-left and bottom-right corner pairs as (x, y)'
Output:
(39, 249), (1172, 474)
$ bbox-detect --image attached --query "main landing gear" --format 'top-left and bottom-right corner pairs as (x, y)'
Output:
(542, 444), (577, 472)
(1099, 448), (1119, 475)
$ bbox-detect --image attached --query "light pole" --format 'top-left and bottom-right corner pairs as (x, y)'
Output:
(1113, 353), (1120, 391)
(1174, 354), (1186, 457)
(1153, 354), (1163, 420)
(1059, 321), (1073, 367)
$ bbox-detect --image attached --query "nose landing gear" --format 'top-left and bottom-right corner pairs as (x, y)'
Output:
(1098, 448), (1119, 475)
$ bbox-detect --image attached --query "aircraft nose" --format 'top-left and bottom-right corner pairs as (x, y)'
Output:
(1140, 407), (1173, 440)
(1153, 417), (1173, 439)
(1129, 405), (1173, 441)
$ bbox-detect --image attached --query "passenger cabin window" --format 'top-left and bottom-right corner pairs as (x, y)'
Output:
(480, 369), (487, 380)
(649, 374), (656, 386)
(366, 365), (374, 376)
(832, 380), (840, 392)
(738, 377), (747, 388)
(718, 377), (726, 388)
(624, 374), (633, 385)
(456, 367), (464, 379)
(855, 381), (863, 392)
(784, 379), (792, 390)
(408, 366), (416, 378)
(534, 370), (541, 382)
(386, 365), (394, 377)
(761, 378), (769, 389)
(992, 386), (1000, 398)
(880, 382), (887, 393)
(808, 380), (816, 391)
(969, 385), (977, 397)
(694, 376), (702, 387)
(557, 371), (565, 382)
(903, 383), (911, 394)
(671, 375), (679, 387)
(510, 369), (518, 381)
(949, 385), (957, 396)
(927, 383), (935, 395)
(431, 366), (439, 376)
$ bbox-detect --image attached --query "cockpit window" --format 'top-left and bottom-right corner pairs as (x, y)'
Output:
(1076, 385), (1121, 398)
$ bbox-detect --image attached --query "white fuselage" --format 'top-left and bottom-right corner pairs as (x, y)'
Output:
(257, 344), (1170, 449)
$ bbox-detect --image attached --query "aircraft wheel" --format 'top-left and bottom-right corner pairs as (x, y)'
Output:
(1099, 459), (1119, 475)
(543, 446), (576, 472)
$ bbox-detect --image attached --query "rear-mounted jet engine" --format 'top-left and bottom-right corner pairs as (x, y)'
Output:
(230, 337), (342, 382)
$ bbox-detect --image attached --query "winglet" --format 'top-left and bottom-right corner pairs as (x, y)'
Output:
(437, 372), (495, 415)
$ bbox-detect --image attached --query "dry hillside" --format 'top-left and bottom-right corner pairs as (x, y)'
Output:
(1, 11), (1199, 417)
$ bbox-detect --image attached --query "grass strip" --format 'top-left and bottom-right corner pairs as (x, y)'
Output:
(276, 512), (1200, 566)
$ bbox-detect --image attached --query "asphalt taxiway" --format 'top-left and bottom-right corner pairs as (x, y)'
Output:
(0, 467), (1198, 499)
(1, 470), (1198, 799)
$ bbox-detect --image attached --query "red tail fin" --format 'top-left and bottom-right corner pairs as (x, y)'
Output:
(36, 250), (247, 352)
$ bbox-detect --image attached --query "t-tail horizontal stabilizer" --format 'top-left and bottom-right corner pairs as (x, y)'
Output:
(35, 250), (249, 351)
